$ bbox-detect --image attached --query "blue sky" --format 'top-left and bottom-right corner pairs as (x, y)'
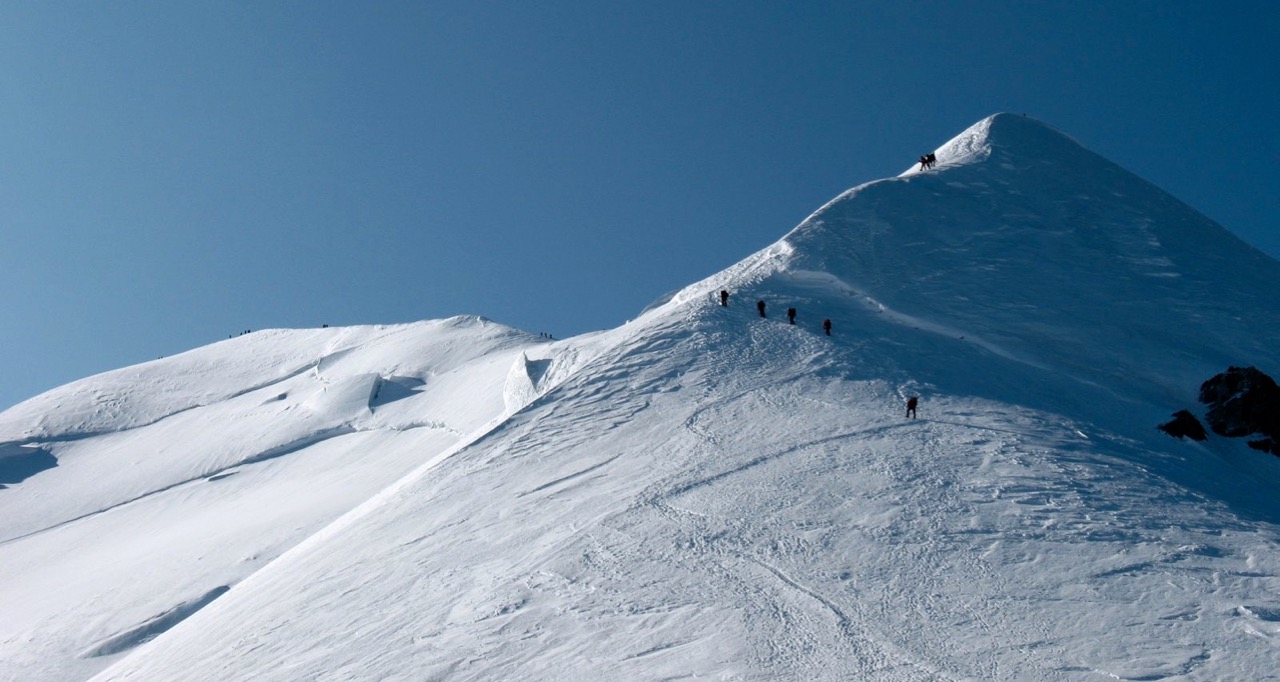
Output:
(1, 1), (1276, 410)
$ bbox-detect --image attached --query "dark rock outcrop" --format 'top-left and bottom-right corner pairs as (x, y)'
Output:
(1247, 438), (1280, 456)
(1158, 410), (1208, 441)
(1199, 366), (1280, 441)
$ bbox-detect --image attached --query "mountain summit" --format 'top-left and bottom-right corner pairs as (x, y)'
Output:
(710, 113), (1279, 428)
(4, 115), (1280, 681)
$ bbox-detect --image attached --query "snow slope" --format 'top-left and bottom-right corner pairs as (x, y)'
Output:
(5, 114), (1280, 681)
(0, 316), (607, 681)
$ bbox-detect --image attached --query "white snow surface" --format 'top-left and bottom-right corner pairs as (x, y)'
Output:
(4, 114), (1280, 681)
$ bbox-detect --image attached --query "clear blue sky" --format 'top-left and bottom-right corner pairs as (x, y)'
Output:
(2, 1), (1276, 411)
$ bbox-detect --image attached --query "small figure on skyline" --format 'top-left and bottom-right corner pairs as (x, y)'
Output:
(927, 152), (936, 168)
(822, 318), (832, 336)
(757, 300), (767, 318)
(720, 289), (729, 307)
(787, 307), (797, 325)
(906, 396), (918, 419)
(919, 155), (929, 171)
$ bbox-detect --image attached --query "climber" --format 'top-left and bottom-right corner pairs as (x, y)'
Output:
(720, 290), (729, 307)
(787, 307), (797, 325)
(822, 319), (832, 336)
(757, 300), (767, 318)
(906, 396), (918, 419)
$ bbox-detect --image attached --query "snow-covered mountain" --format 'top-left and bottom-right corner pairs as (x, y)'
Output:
(4, 114), (1280, 681)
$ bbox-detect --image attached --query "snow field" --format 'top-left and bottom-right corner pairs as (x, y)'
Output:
(93, 294), (1280, 680)
(3, 114), (1279, 681)
(0, 318), (553, 681)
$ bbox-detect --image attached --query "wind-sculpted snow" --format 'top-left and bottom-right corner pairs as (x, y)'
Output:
(0, 316), (553, 681)
(7, 115), (1280, 681)
(90, 294), (1280, 681)
(80, 586), (231, 659)
(0, 316), (524, 443)
(0, 442), (57, 488)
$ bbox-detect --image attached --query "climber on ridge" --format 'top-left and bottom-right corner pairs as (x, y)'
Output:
(757, 300), (767, 318)
(787, 307), (797, 325)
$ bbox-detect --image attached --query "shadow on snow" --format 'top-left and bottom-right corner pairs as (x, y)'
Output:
(0, 442), (58, 489)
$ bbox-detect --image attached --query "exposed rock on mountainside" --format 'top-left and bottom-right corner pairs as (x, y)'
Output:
(1200, 365), (1280, 436)
(1158, 409), (1208, 441)
(1196, 366), (1280, 456)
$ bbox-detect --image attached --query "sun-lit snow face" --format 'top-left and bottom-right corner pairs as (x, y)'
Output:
(745, 113), (1280, 416)
(4, 116), (1280, 682)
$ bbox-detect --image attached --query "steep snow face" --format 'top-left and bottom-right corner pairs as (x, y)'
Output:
(899, 112), (1086, 174)
(715, 114), (1279, 429)
(85, 116), (1280, 681)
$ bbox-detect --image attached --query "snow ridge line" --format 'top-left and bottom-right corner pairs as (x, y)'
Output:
(80, 586), (232, 659)
(7, 353), (336, 445)
(0, 425), (357, 546)
(659, 421), (917, 502)
(238, 426), (357, 466)
(516, 453), (624, 498)
(781, 268), (1046, 370)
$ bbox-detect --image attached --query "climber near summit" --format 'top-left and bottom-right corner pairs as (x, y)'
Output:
(906, 396), (919, 419)
(918, 153), (936, 170)
(757, 300), (767, 318)
(787, 307), (797, 325)
(822, 319), (832, 336)
(720, 290), (729, 307)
